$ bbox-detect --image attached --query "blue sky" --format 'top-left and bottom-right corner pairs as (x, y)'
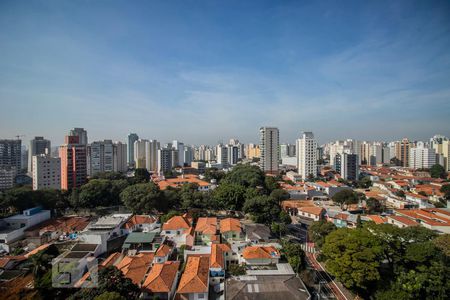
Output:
(0, 0), (449, 146)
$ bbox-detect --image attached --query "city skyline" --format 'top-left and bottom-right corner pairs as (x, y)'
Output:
(1, 1), (450, 145)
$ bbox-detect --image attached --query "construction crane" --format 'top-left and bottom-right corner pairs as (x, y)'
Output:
(15, 134), (25, 140)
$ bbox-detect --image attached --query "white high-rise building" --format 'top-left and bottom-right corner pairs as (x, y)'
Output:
(32, 154), (61, 190)
(227, 145), (239, 166)
(28, 137), (51, 175)
(87, 140), (114, 176)
(369, 143), (383, 166)
(259, 127), (279, 174)
(409, 142), (436, 169)
(184, 146), (194, 166)
(296, 132), (317, 179)
(216, 144), (228, 168)
(172, 140), (185, 166)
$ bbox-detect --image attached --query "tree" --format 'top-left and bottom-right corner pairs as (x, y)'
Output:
(308, 220), (337, 248)
(332, 189), (359, 209)
(433, 234), (450, 257)
(179, 183), (210, 210)
(222, 164), (265, 188)
(395, 190), (405, 198)
(271, 222), (287, 238)
(229, 264), (246, 276)
(69, 266), (140, 300)
(358, 176), (372, 189)
(243, 195), (281, 224)
(94, 292), (126, 300)
(160, 210), (180, 224)
(366, 197), (383, 213)
(264, 176), (280, 192)
(79, 179), (114, 208)
(440, 184), (450, 200)
(120, 182), (163, 213)
(322, 228), (383, 293)
(133, 168), (150, 183)
(356, 215), (362, 228)
(282, 241), (306, 273)
(203, 168), (226, 183)
(212, 183), (247, 211)
(91, 172), (126, 180)
(270, 189), (290, 205)
(430, 164), (447, 179)
(279, 210), (292, 224)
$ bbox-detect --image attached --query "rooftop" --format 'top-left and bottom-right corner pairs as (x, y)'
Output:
(176, 256), (210, 294)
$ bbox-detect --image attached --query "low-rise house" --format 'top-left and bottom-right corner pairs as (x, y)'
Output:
(115, 252), (154, 285)
(209, 243), (232, 288)
(297, 206), (325, 225)
(142, 261), (180, 300)
(153, 244), (173, 264)
(387, 180), (410, 190)
(176, 256), (210, 300)
(244, 223), (274, 244)
(24, 216), (90, 245)
(156, 175), (211, 192)
(386, 215), (420, 228)
(220, 218), (243, 242)
(385, 195), (418, 209)
(241, 246), (280, 266)
(195, 217), (218, 245)
(122, 232), (164, 253)
(161, 216), (194, 248)
(122, 215), (158, 234)
(79, 214), (130, 255)
(0, 256), (27, 270)
(365, 215), (387, 224)
(326, 211), (360, 228)
(394, 209), (450, 233)
(404, 192), (433, 208)
(0, 207), (51, 253)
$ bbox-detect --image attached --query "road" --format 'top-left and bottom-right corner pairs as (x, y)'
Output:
(305, 252), (354, 300)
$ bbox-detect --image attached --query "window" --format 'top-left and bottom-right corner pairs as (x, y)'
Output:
(199, 294), (205, 299)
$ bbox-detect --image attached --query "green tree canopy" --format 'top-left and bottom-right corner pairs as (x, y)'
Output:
(308, 220), (337, 248)
(331, 189), (359, 209)
(120, 182), (164, 213)
(243, 195), (280, 224)
(430, 164), (447, 179)
(133, 168), (150, 183)
(366, 197), (383, 213)
(212, 182), (247, 211)
(222, 164), (265, 188)
(322, 228), (383, 292)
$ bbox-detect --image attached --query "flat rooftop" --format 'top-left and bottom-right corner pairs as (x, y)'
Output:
(226, 275), (310, 300)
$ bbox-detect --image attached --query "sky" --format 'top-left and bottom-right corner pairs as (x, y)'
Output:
(0, 0), (449, 146)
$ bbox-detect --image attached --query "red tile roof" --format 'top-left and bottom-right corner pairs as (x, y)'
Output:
(155, 244), (172, 257)
(242, 246), (280, 260)
(176, 256), (210, 294)
(219, 218), (241, 233)
(123, 215), (156, 229)
(195, 217), (217, 235)
(142, 261), (180, 293)
(115, 253), (154, 285)
(162, 216), (191, 231)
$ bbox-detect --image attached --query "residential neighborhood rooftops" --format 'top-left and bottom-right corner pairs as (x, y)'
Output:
(122, 215), (156, 229)
(115, 253), (154, 285)
(176, 256), (210, 294)
(242, 246), (280, 260)
(195, 217), (217, 235)
(142, 261), (180, 293)
(162, 215), (191, 231)
(220, 218), (241, 233)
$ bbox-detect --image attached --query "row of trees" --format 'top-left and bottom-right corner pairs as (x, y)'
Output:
(309, 220), (449, 299)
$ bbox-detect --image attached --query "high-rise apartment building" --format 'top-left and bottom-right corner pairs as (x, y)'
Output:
(172, 140), (185, 166)
(0, 139), (22, 171)
(157, 148), (173, 175)
(259, 127), (279, 174)
(88, 140), (114, 176)
(245, 144), (260, 159)
(409, 142), (436, 169)
(32, 154), (61, 190)
(394, 138), (411, 167)
(28, 137), (51, 175)
(59, 135), (87, 190)
(134, 139), (148, 169)
(145, 140), (160, 173)
(184, 146), (194, 166)
(216, 144), (228, 168)
(113, 142), (128, 173)
(69, 128), (88, 145)
(296, 132), (317, 179)
(335, 153), (359, 181)
(128, 133), (139, 167)
(227, 144), (239, 166)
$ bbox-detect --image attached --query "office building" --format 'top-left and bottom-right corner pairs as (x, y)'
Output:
(128, 133), (139, 167)
(296, 132), (317, 179)
(184, 146), (194, 166)
(69, 128), (88, 145)
(28, 137), (51, 175)
(59, 135), (87, 190)
(32, 154), (61, 190)
(0, 167), (16, 190)
(227, 144), (239, 166)
(216, 144), (228, 168)
(259, 127), (279, 174)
